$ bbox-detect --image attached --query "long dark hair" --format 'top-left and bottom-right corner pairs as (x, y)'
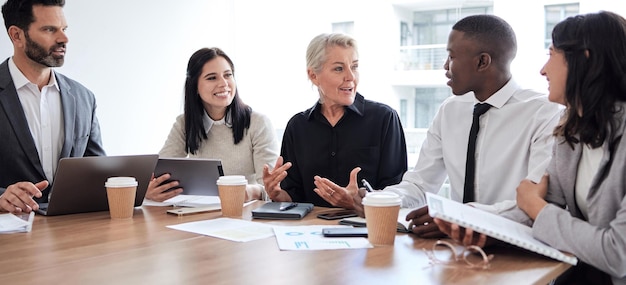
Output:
(552, 11), (626, 148)
(184, 47), (252, 154)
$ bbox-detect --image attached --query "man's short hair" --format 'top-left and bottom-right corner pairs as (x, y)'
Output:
(2, 0), (65, 31)
(453, 14), (517, 66)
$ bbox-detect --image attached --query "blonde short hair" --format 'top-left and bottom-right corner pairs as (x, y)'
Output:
(305, 33), (358, 76)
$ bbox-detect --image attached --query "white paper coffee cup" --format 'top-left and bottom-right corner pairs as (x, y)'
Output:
(216, 175), (247, 186)
(362, 192), (402, 207)
(105, 177), (138, 188)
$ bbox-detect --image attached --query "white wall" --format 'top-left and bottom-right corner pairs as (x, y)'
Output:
(495, 1), (549, 92)
(0, 0), (350, 155)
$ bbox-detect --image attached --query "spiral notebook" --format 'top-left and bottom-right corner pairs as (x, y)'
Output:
(425, 192), (578, 265)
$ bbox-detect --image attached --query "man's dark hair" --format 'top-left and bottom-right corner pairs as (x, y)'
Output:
(2, 0), (65, 31)
(452, 14), (517, 70)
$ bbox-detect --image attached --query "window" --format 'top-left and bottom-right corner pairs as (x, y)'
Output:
(398, 6), (493, 71)
(400, 99), (408, 126)
(545, 3), (579, 48)
(400, 21), (410, 46)
(414, 88), (451, 128)
(332, 21), (354, 35)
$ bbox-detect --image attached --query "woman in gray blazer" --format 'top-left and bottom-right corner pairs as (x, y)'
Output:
(436, 11), (626, 285)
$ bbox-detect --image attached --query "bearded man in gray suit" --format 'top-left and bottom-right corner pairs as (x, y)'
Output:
(0, 0), (106, 213)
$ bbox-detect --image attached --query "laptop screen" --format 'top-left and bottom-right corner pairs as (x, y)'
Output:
(38, 154), (158, 216)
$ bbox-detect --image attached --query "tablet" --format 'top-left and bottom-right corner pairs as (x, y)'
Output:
(153, 158), (224, 196)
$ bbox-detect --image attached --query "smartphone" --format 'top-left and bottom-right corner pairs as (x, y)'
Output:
(317, 209), (358, 220)
(322, 227), (369, 237)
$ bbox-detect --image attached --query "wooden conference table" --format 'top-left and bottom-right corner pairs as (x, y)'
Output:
(0, 202), (570, 285)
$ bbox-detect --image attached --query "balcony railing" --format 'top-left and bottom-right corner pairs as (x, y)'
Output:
(396, 44), (447, 71)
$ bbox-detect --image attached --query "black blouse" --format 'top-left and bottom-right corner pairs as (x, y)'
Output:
(280, 93), (408, 207)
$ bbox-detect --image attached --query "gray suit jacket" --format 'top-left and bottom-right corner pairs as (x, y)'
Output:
(0, 58), (106, 202)
(502, 102), (626, 284)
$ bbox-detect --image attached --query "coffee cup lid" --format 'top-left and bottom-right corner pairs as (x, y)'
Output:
(216, 175), (247, 185)
(105, 176), (138, 187)
(362, 192), (401, 206)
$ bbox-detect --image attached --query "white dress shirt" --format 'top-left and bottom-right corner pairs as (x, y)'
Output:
(385, 79), (563, 210)
(9, 58), (64, 182)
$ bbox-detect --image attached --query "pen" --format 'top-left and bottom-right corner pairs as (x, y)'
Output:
(361, 179), (374, 192)
(279, 202), (298, 211)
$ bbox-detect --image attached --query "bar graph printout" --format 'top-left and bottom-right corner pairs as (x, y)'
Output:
(273, 225), (373, 250)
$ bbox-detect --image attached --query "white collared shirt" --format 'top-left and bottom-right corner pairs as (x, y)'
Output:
(9, 58), (64, 182)
(385, 79), (563, 209)
(202, 109), (232, 134)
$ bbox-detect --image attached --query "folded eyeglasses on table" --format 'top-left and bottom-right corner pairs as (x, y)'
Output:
(423, 240), (494, 270)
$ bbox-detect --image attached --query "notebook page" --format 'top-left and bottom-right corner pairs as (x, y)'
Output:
(426, 192), (578, 265)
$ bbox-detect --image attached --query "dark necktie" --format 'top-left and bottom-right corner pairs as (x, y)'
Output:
(463, 103), (492, 203)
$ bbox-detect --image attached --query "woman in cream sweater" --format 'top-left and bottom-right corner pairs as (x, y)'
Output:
(146, 47), (278, 202)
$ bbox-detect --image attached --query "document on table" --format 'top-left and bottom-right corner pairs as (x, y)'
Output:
(0, 212), (35, 234)
(144, 195), (257, 208)
(166, 218), (275, 242)
(273, 225), (373, 250)
(143, 195), (221, 207)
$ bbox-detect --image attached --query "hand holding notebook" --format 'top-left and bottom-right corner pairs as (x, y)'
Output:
(425, 192), (578, 265)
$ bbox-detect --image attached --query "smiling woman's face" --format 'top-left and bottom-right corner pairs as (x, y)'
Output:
(197, 56), (236, 120)
(540, 45), (568, 105)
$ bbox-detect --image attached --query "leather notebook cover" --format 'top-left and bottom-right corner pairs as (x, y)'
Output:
(252, 202), (314, 220)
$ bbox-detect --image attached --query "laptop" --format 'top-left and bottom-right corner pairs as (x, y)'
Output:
(153, 158), (224, 196)
(37, 154), (159, 216)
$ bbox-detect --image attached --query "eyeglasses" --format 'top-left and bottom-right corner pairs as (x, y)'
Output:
(423, 240), (494, 270)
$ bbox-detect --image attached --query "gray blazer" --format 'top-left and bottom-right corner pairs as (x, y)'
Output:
(503, 102), (626, 284)
(0, 58), (106, 202)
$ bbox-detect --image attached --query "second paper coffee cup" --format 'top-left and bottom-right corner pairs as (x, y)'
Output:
(216, 175), (247, 217)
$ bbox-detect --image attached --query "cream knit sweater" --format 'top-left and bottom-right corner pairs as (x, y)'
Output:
(158, 111), (279, 187)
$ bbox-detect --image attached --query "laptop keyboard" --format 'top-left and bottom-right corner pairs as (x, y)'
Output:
(38, 203), (49, 212)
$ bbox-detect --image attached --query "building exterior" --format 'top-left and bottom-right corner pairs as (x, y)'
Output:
(324, 0), (625, 166)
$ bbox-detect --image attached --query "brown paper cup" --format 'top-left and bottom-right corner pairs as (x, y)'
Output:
(217, 175), (247, 217)
(105, 177), (137, 219)
(362, 192), (402, 246)
(364, 204), (401, 245)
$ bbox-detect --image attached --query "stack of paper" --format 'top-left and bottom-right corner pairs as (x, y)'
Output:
(0, 212), (35, 234)
(143, 195), (221, 207)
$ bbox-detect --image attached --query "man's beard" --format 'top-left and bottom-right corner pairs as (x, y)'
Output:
(24, 32), (65, 67)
